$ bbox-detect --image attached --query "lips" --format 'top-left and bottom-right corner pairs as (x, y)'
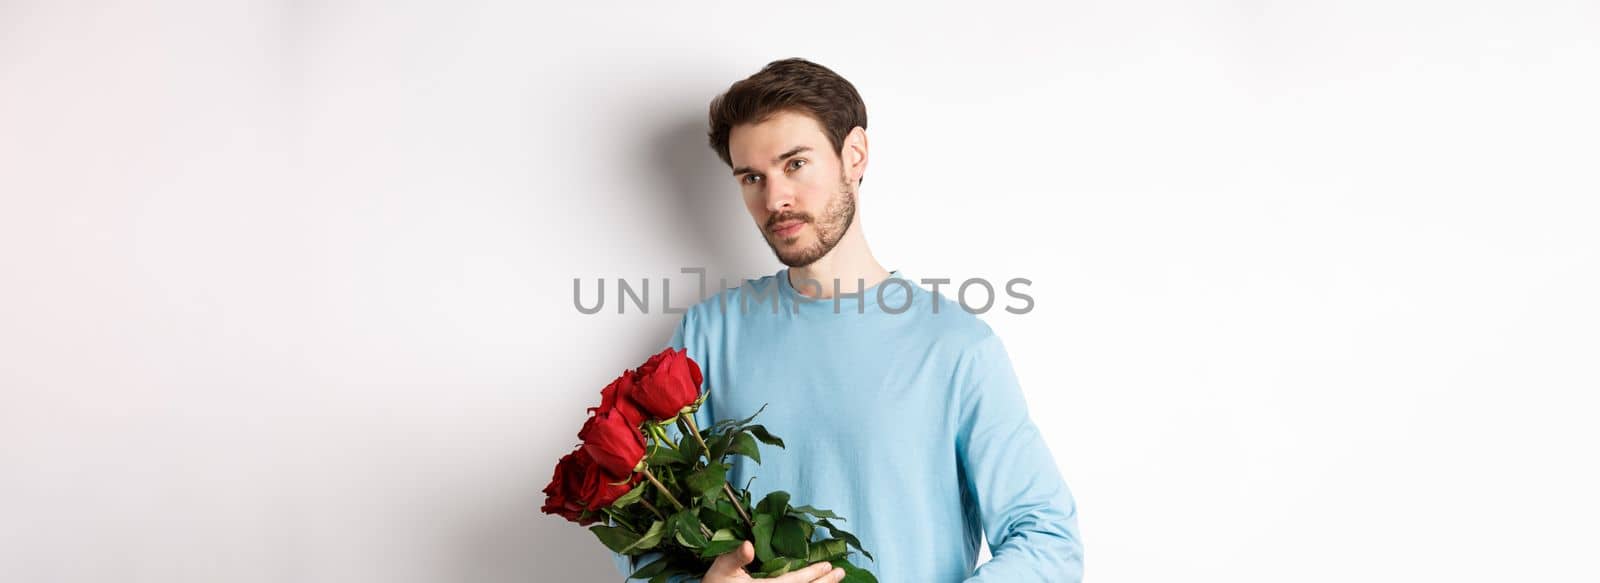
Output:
(770, 220), (804, 237)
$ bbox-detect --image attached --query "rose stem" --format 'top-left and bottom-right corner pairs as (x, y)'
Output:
(639, 467), (684, 511)
(677, 416), (712, 460)
(681, 413), (755, 529)
(720, 483), (754, 528)
(638, 498), (666, 520)
(639, 466), (715, 539)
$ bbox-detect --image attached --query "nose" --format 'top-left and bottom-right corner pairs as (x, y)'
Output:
(764, 174), (797, 214)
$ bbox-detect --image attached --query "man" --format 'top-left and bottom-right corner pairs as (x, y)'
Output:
(611, 58), (1083, 583)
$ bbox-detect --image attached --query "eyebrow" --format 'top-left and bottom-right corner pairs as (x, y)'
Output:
(732, 145), (813, 177)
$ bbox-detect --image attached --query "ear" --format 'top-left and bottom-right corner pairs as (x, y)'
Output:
(841, 126), (868, 185)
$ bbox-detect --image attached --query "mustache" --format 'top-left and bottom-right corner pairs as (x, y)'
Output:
(766, 212), (812, 230)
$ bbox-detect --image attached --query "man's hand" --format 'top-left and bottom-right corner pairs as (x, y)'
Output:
(701, 540), (846, 583)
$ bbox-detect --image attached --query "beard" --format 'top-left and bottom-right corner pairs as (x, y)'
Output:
(763, 173), (857, 268)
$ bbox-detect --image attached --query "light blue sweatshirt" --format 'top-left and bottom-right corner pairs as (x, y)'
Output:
(610, 269), (1083, 582)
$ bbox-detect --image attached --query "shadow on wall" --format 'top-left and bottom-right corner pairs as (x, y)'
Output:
(448, 93), (771, 583)
(647, 114), (773, 280)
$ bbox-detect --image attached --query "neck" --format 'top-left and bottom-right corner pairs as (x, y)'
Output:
(786, 219), (890, 299)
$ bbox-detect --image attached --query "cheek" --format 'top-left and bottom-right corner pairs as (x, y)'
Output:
(743, 194), (766, 220)
(797, 184), (835, 210)
(786, 176), (821, 202)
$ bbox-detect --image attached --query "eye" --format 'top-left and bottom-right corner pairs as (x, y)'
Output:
(787, 159), (807, 172)
(742, 174), (762, 185)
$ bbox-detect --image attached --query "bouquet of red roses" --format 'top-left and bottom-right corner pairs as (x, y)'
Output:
(542, 347), (877, 582)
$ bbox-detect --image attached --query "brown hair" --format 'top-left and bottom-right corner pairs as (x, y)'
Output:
(706, 58), (868, 184)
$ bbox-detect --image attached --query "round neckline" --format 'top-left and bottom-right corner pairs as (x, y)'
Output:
(776, 267), (914, 314)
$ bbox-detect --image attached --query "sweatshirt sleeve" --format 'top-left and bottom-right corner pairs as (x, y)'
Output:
(955, 333), (1084, 582)
(608, 310), (714, 582)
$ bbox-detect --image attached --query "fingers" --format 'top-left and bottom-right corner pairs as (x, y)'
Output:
(708, 543), (844, 583)
(767, 560), (844, 583)
(808, 565), (846, 583)
(706, 540), (755, 579)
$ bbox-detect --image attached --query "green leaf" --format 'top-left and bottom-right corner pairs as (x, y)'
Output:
(672, 509), (708, 549)
(697, 528), (742, 558)
(699, 538), (743, 558)
(752, 513), (776, 563)
(746, 424), (786, 449)
(707, 403), (769, 433)
(700, 501), (739, 531)
(753, 558), (783, 577)
(623, 520), (666, 553)
(627, 555), (670, 579)
(817, 518), (872, 561)
(771, 516), (810, 558)
(808, 538), (848, 562)
(830, 558), (879, 583)
(728, 431), (762, 464)
(685, 462), (729, 498)
(589, 523), (638, 554)
(707, 432), (733, 462)
(789, 505), (842, 520)
(678, 429), (704, 462)
(755, 557), (807, 577)
(755, 491), (791, 517)
(600, 519), (664, 554)
(645, 445), (687, 466)
(609, 481), (648, 509)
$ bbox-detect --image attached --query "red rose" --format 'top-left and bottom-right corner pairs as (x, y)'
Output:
(632, 347), (703, 420)
(541, 448), (639, 525)
(587, 370), (646, 428)
(541, 449), (593, 524)
(578, 408), (647, 478)
(581, 459), (640, 510)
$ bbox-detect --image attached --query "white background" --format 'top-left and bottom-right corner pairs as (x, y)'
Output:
(3, 1), (1597, 582)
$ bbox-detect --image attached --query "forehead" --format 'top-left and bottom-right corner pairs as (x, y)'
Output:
(728, 110), (829, 167)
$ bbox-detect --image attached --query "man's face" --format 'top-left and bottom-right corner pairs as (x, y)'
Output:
(728, 110), (857, 268)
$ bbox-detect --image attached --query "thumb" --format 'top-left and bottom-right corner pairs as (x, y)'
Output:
(708, 540), (754, 577)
